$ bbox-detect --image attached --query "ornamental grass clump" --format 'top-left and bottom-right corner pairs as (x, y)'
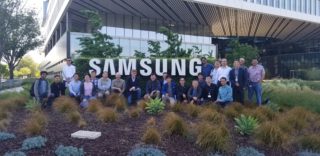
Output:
(196, 122), (230, 152)
(21, 136), (47, 151)
(23, 111), (48, 136)
(254, 121), (288, 148)
(171, 103), (183, 112)
(53, 96), (78, 113)
(199, 108), (225, 124)
(97, 108), (117, 123)
(129, 107), (141, 118)
(142, 127), (161, 145)
(145, 98), (165, 115)
(163, 112), (187, 136)
(87, 99), (103, 113)
(137, 99), (149, 110)
(298, 134), (320, 152)
(114, 95), (127, 112)
(55, 145), (85, 156)
(185, 103), (200, 118)
(234, 114), (259, 136)
(0, 132), (16, 141)
(146, 117), (156, 127)
(223, 102), (244, 119)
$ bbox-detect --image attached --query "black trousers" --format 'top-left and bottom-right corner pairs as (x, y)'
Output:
(232, 85), (244, 104)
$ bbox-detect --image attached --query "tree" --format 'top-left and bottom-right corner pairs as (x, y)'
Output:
(14, 67), (31, 77)
(16, 56), (39, 77)
(134, 50), (146, 58)
(1, 0), (42, 79)
(76, 10), (122, 58)
(226, 39), (259, 66)
(0, 64), (9, 78)
(148, 40), (161, 58)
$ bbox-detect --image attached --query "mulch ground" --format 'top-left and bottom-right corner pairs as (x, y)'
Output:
(0, 106), (291, 156)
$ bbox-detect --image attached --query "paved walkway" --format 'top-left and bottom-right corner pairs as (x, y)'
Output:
(0, 87), (24, 94)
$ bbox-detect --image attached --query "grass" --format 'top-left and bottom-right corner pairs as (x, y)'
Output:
(171, 103), (184, 112)
(185, 103), (201, 118)
(298, 134), (320, 152)
(254, 121), (288, 148)
(223, 103), (244, 119)
(196, 122), (230, 152)
(163, 112), (188, 136)
(142, 127), (161, 145)
(199, 108), (225, 124)
(146, 117), (156, 127)
(23, 111), (48, 136)
(53, 96), (78, 113)
(129, 108), (141, 118)
(87, 99), (103, 113)
(97, 108), (117, 123)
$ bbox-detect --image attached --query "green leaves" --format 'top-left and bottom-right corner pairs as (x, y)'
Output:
(234, 114), (259, 136)
(226, 39), (259, 67)
(145, 98), (165, 115)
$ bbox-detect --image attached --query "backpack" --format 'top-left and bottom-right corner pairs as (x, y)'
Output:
(29, 81), (36, 97)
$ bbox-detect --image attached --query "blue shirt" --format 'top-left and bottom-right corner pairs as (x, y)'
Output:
(69, 80), (81, 95)
(39, 79), (48, 96)
(217, 85), (233, 102)
(202, 63), (214, 77)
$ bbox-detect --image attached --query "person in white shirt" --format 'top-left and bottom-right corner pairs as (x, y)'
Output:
(210, 61), (221, 85)
(216, 58), (232, 86)
(62, 58), (76, 87)
(97, 71), (112, 98)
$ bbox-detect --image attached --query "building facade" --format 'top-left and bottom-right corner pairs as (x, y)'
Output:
(41, 0), (320, 78)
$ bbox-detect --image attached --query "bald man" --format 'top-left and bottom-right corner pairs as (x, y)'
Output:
(111, 72), (126, 94)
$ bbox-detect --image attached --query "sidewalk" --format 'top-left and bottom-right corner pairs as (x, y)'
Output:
(0, 86), (24, 94)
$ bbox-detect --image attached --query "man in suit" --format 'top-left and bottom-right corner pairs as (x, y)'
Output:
(125, 69), (141, 105)
(229, 60), (247, 104)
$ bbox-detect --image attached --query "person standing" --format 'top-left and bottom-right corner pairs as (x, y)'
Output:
(62, 58), (76, 87)
(49, 75), (65, 107)
(33, 71), (51, 108)
(161, 75), (177, 106)
(215, 77), (233, 107)
(229, 61), (247, 104)
(197, 73), (206, 88)
(97, 71), (112, 98)
(111, 72), (126, 94)
(144, 73), (161, 99)
(239, 58), (248, 71)
(201, 57), (214, 77)
(176, 77), (189, 103)
(210, 61), (221, 85)
(125, 69), (141, 105)
(202, 76), (218, 102)
(216, 58), (232, 86)
(247, 59), (265, 106)
(187, 80), (202, 105)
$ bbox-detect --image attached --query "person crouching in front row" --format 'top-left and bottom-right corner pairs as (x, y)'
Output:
(215, 77), (233, 107)
(80, 74), (97, 108)
(97, 71), (111, 98)
(126, 69), (141, 105)
(187, 80), (202, 105)
(161, 75), (177, 106)
(144, 73), (161, 100)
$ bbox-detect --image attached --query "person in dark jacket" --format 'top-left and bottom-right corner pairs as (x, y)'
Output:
(48, 75), (65, 107)
(144, 73), (161, 99)
(202, 76), (218, 102)
(229, 60), (247, 104)
(125, 69), (141, 105)
(33, 71), (51, 108)
(176, 77), (189, 103)
(161, 75), (177, 106)
(187, 80), (202, 104)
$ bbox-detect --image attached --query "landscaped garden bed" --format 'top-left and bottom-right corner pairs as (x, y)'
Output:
(1, 81), (320, 156)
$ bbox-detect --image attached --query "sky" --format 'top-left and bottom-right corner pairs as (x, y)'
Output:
(22, 0), (44, 64)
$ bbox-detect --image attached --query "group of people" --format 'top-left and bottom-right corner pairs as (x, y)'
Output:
(32, 57), (265, 108)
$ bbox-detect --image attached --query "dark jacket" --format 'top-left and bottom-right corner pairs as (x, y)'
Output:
(50, 82), (65, 98)
(229, 68), (248, 88)
(161, 82), (177, 98)
(145, 80), (161, 94)
(202, 83), (218, 101)
(187, 86), (202, 101)
(80, 81), (97, 98)
(176, 84), (189, 101)
(125, 76), (141, 94)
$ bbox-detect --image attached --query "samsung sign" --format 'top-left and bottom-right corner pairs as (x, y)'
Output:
(89, 58), (202, 76)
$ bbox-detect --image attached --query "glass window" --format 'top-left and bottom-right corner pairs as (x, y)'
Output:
(263, 0), (268, 5)
(107, 27), (116, 36)
(116, 28), (124, 37)
(275, 0), (280, 7)
(141, 30), (148, 40)
(131, 40), (141, 53)
(185, 35), (191, 43)
(141, 40), (148, 53)
(124, 16), (132, 38)
(293, 0), (296, 11)
(269, 0), (274, 6)
(149, 31), (156, 40)
(120, 39), (131, 56)
(156, 33), (164, 41)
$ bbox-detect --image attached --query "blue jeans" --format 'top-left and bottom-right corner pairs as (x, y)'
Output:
(127, 90), (141, 105)
(248, 82), (262, 105)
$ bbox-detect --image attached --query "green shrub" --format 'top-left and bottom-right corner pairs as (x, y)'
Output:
(145, 98), (165, 115)
(4, 151), (26, 156)
(0, 132), (15, 141)
(266, 102), (280, 112)
(235, 114), (259, 136)
(55, 145), (85, 156)
(128, 146), (166, 156)
(21, 136), (47, 151)
(163, 112), (187, 136)
(235, 147), (265, 156)
(196, 122), (230, 151)
(142, 127), (161, 145)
